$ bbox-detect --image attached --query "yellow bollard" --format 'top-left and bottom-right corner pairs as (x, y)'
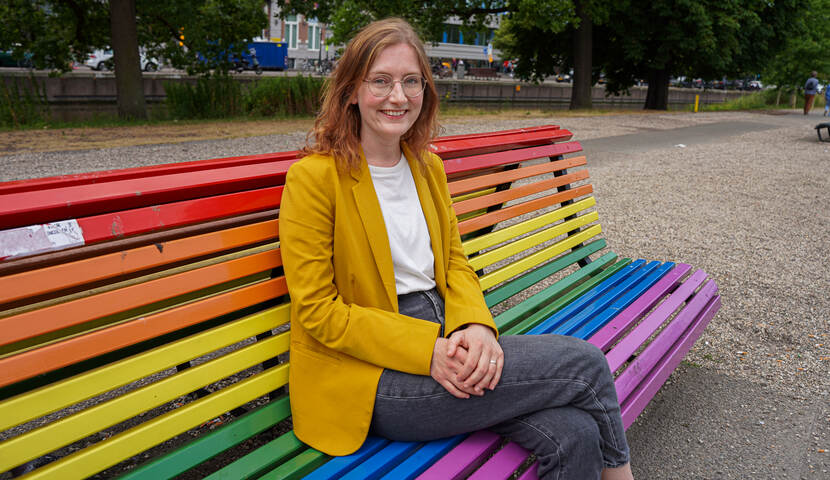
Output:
(694, 94), (700, 113)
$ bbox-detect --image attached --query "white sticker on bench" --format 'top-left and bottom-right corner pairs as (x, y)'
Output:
(0, 219), (85, 260)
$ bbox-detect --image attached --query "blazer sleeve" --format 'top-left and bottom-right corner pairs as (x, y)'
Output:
(429, 154), (499, 338)
(281, 158), (439, 376)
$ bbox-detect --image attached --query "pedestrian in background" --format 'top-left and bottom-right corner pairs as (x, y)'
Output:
(824, 82), (830, 116)
(804, 71), (819, 115)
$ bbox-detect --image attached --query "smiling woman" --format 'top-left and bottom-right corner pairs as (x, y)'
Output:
(280, 18), (634, 480)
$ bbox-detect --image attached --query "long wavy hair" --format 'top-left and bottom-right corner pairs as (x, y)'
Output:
(302, 18), (441, 171)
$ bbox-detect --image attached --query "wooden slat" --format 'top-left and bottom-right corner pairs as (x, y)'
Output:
(18, 363), (290, 480)
(0, 333), (289, 473)
(0, 278), (287, 388)
(452, 170), (589, 216)
(589, 264), (692, 352)
(202, 431), (307, 480)
(0, 219), (278, 306)
(620, 291), (720, 428)
(416, 431), (501, 480)
(504, 259), (631, 336)
(479, 225), (602, 291)
(467, 212), (598, 270)
(441, 141), (580, 176)
(485, 240), (608, 309)
(604, 269), (709, 372)
(0, 248), (281, 348)
(0, 163), (288, 230)
(448, 156), (586, 196)
(0, 303), (288, 431)
(463, 197), (595, 256)
(120, 398), (293, 479)
(432, 126), (570, 160)
(467, 442), (529, 480)
(456, 184), (593, 235)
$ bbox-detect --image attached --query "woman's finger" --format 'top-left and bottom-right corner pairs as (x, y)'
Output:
(488, 353), (504, 390)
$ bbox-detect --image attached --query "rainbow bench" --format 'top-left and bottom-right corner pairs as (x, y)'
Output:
(0, 125), (720, 479)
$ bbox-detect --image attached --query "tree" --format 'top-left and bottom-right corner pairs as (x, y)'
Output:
(762, 0), (830, 97)
(278, 1), (597, 105)
(598, 0), (805, 110)
(0, 1), (268, 119)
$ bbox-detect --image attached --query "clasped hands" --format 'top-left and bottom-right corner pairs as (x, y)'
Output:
(430, 324), (504, 399)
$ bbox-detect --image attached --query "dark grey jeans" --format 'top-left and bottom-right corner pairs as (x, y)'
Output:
(370, 289), (630, 480)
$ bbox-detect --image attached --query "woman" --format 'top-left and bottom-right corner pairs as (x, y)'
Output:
(280, 18), (634, 479)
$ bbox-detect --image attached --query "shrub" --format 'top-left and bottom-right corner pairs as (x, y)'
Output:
(243, 75), (325, 117)
(0, 75), (50, 128)
(164, 73), (244, 119)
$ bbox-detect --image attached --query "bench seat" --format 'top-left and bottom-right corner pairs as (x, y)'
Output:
(0, 125), (719, 479)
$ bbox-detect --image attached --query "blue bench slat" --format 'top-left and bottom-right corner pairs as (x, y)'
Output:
(527, 259), (646, 335)
(555, 260), (662, 336)
(302, 436), (388, 479)
(340, 441), (422, 480)
(379, 435), (465, 480)
(572, 262), (675, 340)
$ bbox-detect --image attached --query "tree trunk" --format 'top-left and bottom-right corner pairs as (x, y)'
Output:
(644, 68), (670, 110)
(110, 0), (147, 120)
(570, 0), (592, 110)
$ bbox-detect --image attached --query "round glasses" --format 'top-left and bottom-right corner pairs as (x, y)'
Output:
(363, 74), (426, 98)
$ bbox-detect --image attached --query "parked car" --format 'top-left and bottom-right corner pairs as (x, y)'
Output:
(84, 48), (160, 71)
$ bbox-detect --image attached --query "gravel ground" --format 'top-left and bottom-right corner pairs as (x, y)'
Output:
(1, 110), (827, 478)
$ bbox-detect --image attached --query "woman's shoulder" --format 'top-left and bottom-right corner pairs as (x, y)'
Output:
(287, 152), (340, 182)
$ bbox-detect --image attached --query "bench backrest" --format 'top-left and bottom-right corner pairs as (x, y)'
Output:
(0, 125), (641, 478)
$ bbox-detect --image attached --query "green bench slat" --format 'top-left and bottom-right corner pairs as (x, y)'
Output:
(119, 397), (292, 479)
(204, 431), (306, 480)
(484, 239), (607, 309)
(503, 258), (632, 335)
(258, 448), (330, 480)
(491, 247), (616, 332)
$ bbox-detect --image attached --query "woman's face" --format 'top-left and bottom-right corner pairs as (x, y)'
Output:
(353, 43), (424, 146)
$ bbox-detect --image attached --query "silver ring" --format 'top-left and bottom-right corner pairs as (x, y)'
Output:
(489, 359), (497, 365)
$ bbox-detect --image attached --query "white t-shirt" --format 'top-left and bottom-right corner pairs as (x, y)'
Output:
(368, 155), (436, 295)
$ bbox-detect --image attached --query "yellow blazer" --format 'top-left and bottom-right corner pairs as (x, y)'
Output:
(280, 144), (497, 455)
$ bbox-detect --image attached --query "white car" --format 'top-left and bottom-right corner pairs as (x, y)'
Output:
(84, 49), (160, 71)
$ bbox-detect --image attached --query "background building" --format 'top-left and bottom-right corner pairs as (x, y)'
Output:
(266, 3), (501, 70)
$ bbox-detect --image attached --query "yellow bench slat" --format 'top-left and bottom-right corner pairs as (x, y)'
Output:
(0, 332), (290, 472)
(462, 197), (597, 256)
(479, 224), (602, 290)
(21, 364), (290, 480)
(468, 212), (599, 271)
(0, 303), (289, 431)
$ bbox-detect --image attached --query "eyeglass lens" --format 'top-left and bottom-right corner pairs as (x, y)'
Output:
(366, 75), (425, 97)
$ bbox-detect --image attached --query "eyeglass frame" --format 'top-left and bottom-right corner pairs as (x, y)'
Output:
(362, 74), (427, 98)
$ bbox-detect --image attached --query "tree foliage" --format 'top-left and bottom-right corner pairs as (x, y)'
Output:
(762, 0), (830, 91)
(0, 0), (268, 75)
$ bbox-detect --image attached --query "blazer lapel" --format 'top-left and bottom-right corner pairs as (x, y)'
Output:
(350, 154), (398, 310)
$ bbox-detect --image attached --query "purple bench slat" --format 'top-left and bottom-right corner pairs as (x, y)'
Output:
(415, 431), (500, 480)
(615, 279), (720, 403)
(467, 442), (530, 480)
(589, 263), (692, 352)
(621, 290), (721, 428)
(604, 269), (709, 373)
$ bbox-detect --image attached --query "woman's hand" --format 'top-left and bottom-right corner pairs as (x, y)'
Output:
(447, 324), (503, 394)
(430, 338), (476, 399)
